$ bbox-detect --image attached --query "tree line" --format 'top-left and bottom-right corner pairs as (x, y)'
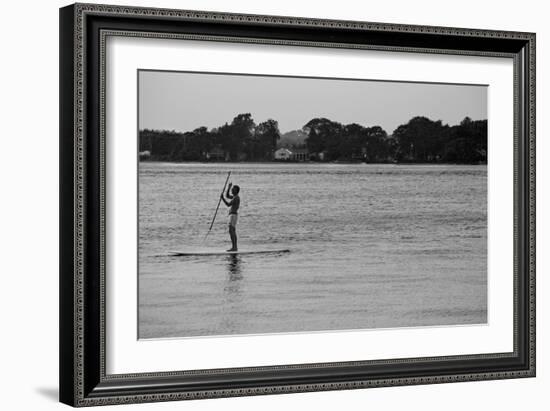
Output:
(140, 113), (278, 162)
(139, 113), (487, 163)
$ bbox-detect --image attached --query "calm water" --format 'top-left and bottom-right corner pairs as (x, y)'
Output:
(138, 163), (487, 339)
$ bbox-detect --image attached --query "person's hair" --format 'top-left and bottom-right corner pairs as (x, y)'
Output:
(232, 185), (240, 194)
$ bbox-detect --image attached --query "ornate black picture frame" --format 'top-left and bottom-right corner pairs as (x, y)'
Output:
(59, 3), (535, 407)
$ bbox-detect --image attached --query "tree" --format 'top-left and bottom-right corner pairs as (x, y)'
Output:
(392, 117), (449, 162)
(172, 127), (215, 161)
(303, 118), (343, 160)
(362, 126), (390, 162)
(441, 117), (487, 163)
(220, 113), (255, 160)
(139, 114), (486, 164)
(303, 119), (391, 162)
(254, 119), (280, 160)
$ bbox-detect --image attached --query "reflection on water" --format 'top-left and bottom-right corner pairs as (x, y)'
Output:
(139, 163), (488, 339)
(224, 255), (243, 296)
(222, 255), (244, 334)
(226, 254), (242, 278)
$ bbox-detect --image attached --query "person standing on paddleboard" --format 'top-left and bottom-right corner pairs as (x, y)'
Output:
(221, 183), (240, 251)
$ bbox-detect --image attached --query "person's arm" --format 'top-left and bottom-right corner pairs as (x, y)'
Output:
(220, 194), (230, 206)
(226, 182), (234, 199)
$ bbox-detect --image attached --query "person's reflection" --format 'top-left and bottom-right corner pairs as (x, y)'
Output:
(227, 254), (242, 277)
(221, 254), (243, 334)
(224, 254), (243, 295)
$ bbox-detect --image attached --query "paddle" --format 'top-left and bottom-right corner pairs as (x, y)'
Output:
(203, 171), (231, 243)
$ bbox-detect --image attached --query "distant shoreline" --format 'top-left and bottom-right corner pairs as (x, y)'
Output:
(139, 159), (488, 165)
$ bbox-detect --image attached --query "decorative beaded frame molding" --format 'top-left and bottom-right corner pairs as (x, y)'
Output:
(59, 3), (535, 407)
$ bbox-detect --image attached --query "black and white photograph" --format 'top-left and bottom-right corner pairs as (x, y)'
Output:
(137, 70), (488, 339)
(52, 1), (537, 408)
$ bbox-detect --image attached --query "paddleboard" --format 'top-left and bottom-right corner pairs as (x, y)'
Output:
(169, 249), (290, 257)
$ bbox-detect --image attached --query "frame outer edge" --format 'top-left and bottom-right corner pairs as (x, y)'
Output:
(65, 2), (537, 406)
(74, 2), (88, 407)
(528, 33), (535, 376)
(59, 3), (77, 407)
(74, 2), (534, 39)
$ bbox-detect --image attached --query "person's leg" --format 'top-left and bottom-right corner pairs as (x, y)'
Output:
(229, 226), (237, 250)
(227, 225), (234, 251)
(233, 215), (238, 250)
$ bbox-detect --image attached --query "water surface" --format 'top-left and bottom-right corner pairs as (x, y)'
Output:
(138, 163), (487, 338)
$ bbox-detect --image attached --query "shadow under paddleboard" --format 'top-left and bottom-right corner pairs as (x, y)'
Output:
(169, 249), (290, 257)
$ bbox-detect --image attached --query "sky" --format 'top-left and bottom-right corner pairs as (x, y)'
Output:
(138, 70), (487, 135)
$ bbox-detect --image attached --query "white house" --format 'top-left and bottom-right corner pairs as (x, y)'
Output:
(274, 148), (293, 160)
(139, 150), (151, 160)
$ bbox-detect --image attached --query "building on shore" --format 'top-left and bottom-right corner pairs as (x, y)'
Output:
(139, 150), (151, 160)
(290, 148), (309, 161)
(274, 147), (310, 161)
(274, 148), (293, 160)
